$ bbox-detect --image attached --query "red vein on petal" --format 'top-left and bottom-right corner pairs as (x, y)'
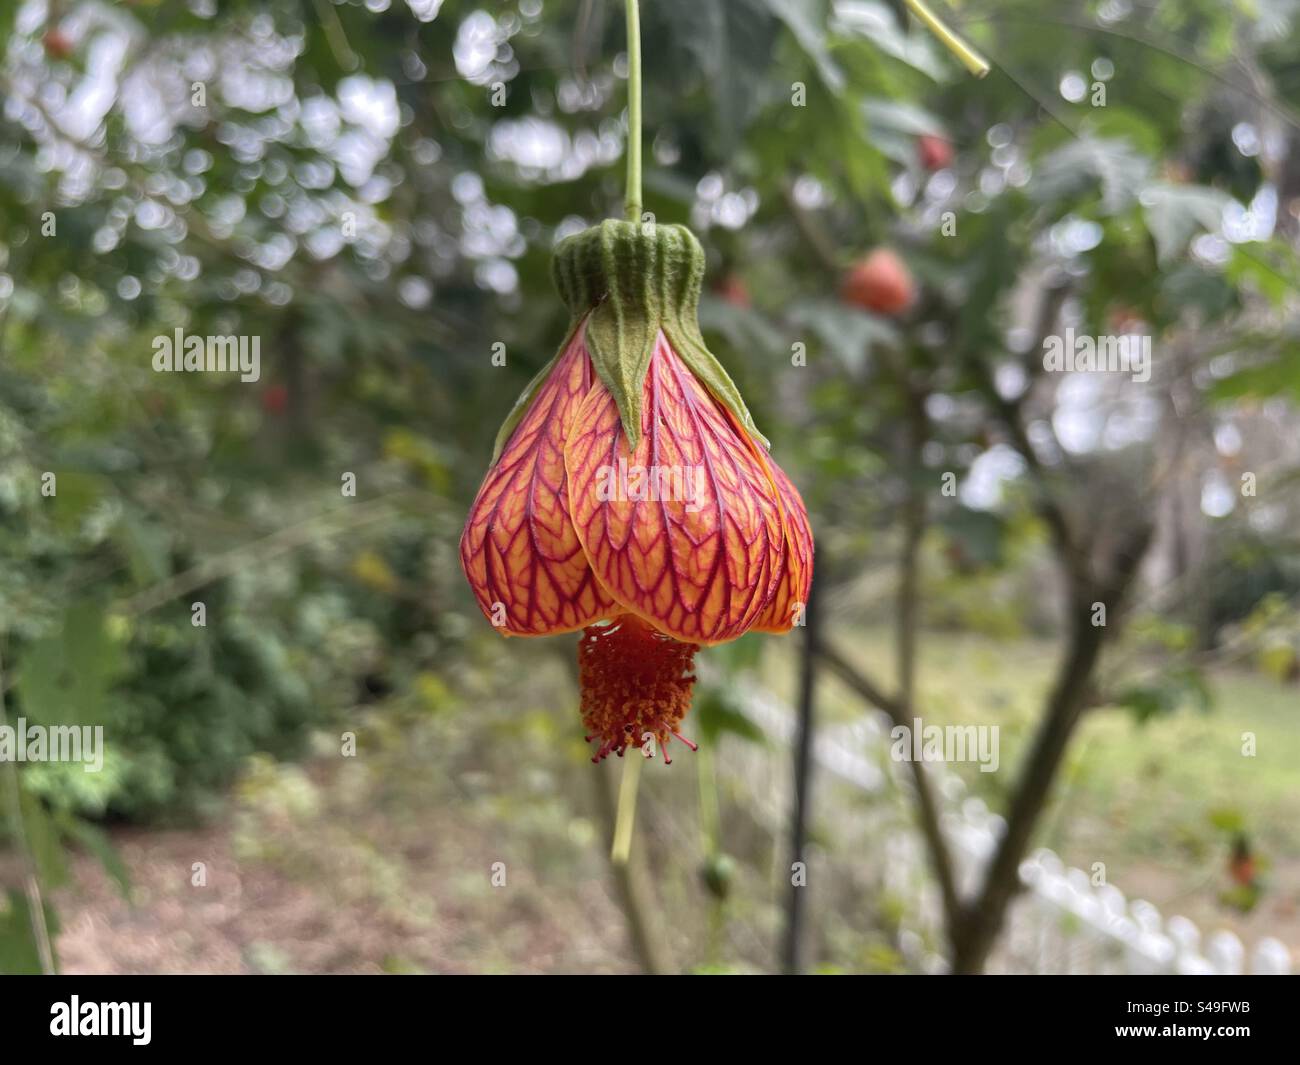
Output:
(460, 323), (616, 635)
(565, 332), (783, 644)
(752, 455), (814, 632)
(657, 336), (746, 634)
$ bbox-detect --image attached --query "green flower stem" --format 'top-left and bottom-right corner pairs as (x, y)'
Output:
(697, 743), (720, 853)
(624, 0), (643, 222)
(611, 749), (643, 865)
(904, 0), (990, 79)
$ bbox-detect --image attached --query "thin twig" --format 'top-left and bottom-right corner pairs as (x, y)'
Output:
(817, 641), (962, 929)
(116, 494), (412, 616)
(968, 280), (1089, 603)
(561, 649), (666, 974)
(781, 589), (820, 974)
(592, 759), (667, 974)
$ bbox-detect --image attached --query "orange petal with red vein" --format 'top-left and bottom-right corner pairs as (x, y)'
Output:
(460, 324), (616, 635)
(564, 332), (784, 645)
(752, 456), (814, 632)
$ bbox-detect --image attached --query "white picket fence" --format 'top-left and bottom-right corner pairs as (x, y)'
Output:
(734, 678), (1294, 975)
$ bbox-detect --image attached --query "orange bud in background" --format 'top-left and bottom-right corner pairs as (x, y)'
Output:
(261, 383), (289, 415)
(841, 248), (914, 316)
(1107, 305), (1144, 334)
(713, 274), (751, 308)
(917, 133), (954, 171)
(43, 28), (74, 59)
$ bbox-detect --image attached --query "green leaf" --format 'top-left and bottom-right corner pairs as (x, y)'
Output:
(1226, 241), (1300, 307)
(654, 0), (782, 150)
(1113, 667), (1213, 724)
(1141, 182), (1228, 264)
(696, 688), (767, 745)
(115, 514), (173, 586)
(698, 297), (788, 361)
(1033, 137), (1152, 214)
(861, 97), (948, 164)
(1208, 342), (1300, 403)
(0, 889), (59, 975)
(1082, 108), (1165, 158)
(834, 1), (946, 80)
(16, 602), (127, 728)
(43, 471), (104, 533)
(62, 817), (132, 900)
(1207, 807), (1245, 834)
(21, 790), (69, 889)
(763, 0), (845, 92)
(862, 96), (947, 139)
(787, 300), (901, 374)
(1158, 263), (1236, 322)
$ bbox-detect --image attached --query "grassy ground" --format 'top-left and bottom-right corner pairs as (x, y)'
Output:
(771, 624), (1300, 952)
(49, 639), (801, 974)
(44, 625), (1299, 971)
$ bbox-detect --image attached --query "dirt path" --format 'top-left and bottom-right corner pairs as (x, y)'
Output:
(54, 824), (422, 974)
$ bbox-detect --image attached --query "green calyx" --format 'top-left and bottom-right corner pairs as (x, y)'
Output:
(550, 219), (768, 453)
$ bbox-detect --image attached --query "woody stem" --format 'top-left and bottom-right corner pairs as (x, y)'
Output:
(623, 0), (643, 222)
(610, 748), (643, 865)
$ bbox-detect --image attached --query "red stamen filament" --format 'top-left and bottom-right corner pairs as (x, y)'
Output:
(578, 614), (700, 764)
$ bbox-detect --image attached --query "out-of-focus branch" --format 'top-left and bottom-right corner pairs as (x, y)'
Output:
(592, 759), (667, 975)
(896, 387), (927, 715)
(969, 280), (1090, 603)
(563, 648), (665, 975)
(818, 641), (963, 938)
(952, 274), (1160, 970)
(950, 518), (1153, 973)
(116, 494), (412, 616)
(782, 185), (965, 942)
(0, 647), (56, 975)
(782, 182), (841, 276)
(781, 589), (820, 974)
(889, 382), (965, 933)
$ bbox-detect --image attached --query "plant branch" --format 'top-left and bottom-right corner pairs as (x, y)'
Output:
(564, 647), (664, 975)
(895, 387), (927, 715)
(782, 181), (841, 275)
(950, 519), (1153, 973)
(781, 589), (821, 974)
(818, 642), (963, 935)
(592, 758), (666, 974)
(0, 647), (56, 975)
(970, 280), (1090, 603)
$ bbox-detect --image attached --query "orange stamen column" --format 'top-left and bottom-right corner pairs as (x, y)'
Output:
(579, 615), (700, 763)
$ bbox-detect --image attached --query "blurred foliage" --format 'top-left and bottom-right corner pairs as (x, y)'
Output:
(0, 0), (1298, 972)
